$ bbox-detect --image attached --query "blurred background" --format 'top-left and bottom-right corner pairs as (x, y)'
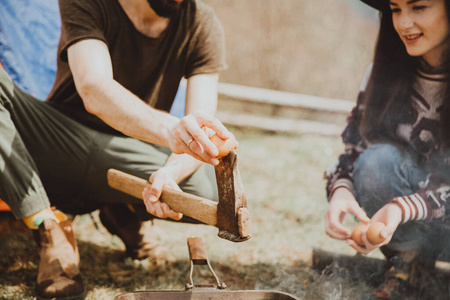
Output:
(206, 0), (379, 101)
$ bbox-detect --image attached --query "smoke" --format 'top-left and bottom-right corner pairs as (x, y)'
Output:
(253, 261), (369, 300)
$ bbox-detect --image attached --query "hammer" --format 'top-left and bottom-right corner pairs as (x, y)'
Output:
(106, 151), (251, 243)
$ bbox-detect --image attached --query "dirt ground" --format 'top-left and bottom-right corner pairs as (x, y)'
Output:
(1, 131), (449, 300)
(0, 131), (366, 300)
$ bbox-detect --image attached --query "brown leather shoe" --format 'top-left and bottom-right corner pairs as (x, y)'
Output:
(99, 204), (165, 260)
(35, 219), (85, 300)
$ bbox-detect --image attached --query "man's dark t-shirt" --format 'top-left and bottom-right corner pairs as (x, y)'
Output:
(47, 0), (227, 135)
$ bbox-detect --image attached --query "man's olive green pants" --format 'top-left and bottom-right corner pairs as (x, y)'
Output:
(0, 68), (217, 220)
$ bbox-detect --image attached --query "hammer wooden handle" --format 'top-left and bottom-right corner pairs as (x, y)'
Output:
(107, 169), (218, 226)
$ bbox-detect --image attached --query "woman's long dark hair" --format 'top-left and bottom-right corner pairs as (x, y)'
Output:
(361, 0), (450, 147)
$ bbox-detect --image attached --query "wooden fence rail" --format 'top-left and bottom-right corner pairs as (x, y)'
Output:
(218, 82), (355, 113)
(217, 82), (355, 135)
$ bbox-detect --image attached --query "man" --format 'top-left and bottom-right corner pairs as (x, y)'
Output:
(0, 0), (233, 299)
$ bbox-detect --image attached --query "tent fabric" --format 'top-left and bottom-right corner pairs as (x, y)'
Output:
(0, 0), (60, 100)
(0, 0), (185, 117)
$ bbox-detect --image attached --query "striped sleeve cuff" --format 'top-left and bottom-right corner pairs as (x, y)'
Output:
(328, 178), (355, 201)
(390, 194), (431, 223)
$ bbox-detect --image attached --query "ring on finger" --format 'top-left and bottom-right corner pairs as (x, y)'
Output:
(186, 138), (194, 147)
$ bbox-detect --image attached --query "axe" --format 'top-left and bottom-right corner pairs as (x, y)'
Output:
(106, 151), (251, 242)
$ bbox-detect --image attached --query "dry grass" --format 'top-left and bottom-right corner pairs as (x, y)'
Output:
(1, 131), (375, 300)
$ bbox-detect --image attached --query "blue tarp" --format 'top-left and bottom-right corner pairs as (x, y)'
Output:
(0, 0), (185, 116)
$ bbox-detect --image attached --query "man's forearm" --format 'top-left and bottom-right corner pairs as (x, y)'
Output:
(68, 39), (179, 146)
(79, 77), (178, 145)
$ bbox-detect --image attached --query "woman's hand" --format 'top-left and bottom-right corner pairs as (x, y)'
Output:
(325, 187), (370, 240)
(347, 202), (403, 254)
(142, 168), (183, 220)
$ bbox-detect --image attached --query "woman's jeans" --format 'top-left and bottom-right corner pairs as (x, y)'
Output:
(353, 143), (449, 263)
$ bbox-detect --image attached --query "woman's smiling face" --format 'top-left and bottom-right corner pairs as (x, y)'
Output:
(390, 0), (450, 66)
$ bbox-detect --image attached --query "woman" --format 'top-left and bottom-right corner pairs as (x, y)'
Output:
(325, 0), (450, 298)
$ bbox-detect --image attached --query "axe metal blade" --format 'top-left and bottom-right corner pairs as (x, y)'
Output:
(214, 151), (251, 242)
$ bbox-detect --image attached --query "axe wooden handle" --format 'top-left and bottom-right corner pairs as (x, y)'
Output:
(107, 169), (218, 226)
(187, 237), (208, 265)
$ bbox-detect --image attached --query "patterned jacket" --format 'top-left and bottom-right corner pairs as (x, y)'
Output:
(325, 64), (449, 224)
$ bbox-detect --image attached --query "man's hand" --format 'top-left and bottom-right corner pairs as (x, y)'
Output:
(347, 202), (402, 254)
(167, 112), (234, 165)
(325, 187), (370, 240)
(142, 168), (183, 220)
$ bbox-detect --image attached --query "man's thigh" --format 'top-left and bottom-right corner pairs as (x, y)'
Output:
(81, 133), (218, 206)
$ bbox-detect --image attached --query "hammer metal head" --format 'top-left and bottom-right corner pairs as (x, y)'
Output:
(214, 151), (252, 242)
